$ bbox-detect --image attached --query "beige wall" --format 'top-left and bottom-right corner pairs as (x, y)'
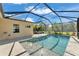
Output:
(0, 18), (33, 40)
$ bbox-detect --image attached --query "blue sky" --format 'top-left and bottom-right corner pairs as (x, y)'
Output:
(2, 3), (79, 24)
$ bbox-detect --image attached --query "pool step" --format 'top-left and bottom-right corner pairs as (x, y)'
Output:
(20, 42), (42, 55)
(15, 47), (43, 56)
(29, 46), (43, 55)
(30, 48), (58, 56)
(20, 42), (58, 56)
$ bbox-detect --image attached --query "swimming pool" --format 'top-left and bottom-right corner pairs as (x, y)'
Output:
(21, 35), (70, 56)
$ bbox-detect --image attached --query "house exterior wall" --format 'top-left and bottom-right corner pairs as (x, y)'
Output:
(0, 18), (33, 40)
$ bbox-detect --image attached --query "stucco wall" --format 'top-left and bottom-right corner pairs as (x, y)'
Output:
(0, 18), (33, 40)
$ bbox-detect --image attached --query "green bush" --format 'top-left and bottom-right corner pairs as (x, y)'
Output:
(55, 32), (58, 35)
(66, 32), (70, 35)
(59, 32), (62, 35)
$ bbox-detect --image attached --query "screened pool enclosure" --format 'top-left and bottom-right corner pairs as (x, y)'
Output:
(2, 3), (77, 36)
(0, 3), (79, 56)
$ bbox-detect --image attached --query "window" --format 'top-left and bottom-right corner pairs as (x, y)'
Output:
(13, 24), (20, 33)
(25, 25), (31, 28)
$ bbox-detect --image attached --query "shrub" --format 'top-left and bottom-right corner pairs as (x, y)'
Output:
(66, 32), (70, 35)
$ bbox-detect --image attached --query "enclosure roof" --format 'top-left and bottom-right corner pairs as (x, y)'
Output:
(2, 3), (79, 25)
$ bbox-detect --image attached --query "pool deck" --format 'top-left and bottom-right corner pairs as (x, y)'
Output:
(32, 34), (47, 38)
(64, 36), (79, 56)
(0, 34), (79, 56)
(0, 42), (26, 56)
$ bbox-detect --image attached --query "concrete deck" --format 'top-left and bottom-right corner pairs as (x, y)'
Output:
(32, 34), (47, 38)
(0, 36), (32, 45)
(0, 42), (25, 56)
(64, 36), (79, 56)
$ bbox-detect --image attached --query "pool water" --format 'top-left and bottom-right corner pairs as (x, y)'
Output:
(21, 35), (70, 56)
(36, 35), (70, 55)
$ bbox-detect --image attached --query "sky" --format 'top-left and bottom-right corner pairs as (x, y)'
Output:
(2, 3), (79, 25)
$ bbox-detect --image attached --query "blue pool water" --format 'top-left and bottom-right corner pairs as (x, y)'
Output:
(21, 35), (70, 56)
(36, 35), (70, 55)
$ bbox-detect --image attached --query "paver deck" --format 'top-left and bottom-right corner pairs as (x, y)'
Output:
(64, 36), (79, 56)
(0, 42), (26, 56)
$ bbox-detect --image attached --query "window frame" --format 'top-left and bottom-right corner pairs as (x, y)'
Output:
(13, 24), (20, 33)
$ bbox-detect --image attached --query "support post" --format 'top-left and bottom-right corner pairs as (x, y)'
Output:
(77, 18), (79, 39)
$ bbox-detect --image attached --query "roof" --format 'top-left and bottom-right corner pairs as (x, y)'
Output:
(4, 17), (33, 23)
